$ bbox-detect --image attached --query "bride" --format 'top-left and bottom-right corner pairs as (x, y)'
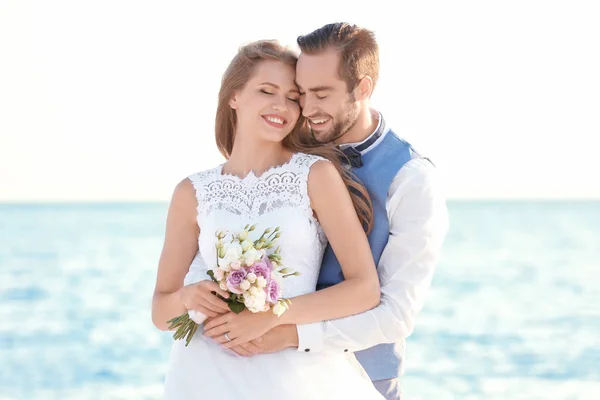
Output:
(152, 39), (384, 399)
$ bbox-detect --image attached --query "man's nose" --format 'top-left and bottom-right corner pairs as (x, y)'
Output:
(301, 95), (314, 117)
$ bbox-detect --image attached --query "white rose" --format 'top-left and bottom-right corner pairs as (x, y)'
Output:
(244, 290), (266, 311)
(244, 247), (261, 266)
(240, 239), (253, 251)
(219, 281), (228, 291)
(249, 286), (260, 295)
(230, 260), (242, 270)
(249, 302), (269, 313)
(254, 289), (266, 304)
(272, 301), (286, 317)
(243, 293), (257, 309)
(224, 242), (243, 262)
(246, 273), (257, 283)
(213, 267), (225, 281)
(256, 276), (267, 288)
(217, 257), (231, 270)
(240, 279), (251, 291)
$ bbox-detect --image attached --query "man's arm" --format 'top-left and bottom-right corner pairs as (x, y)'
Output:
(296, 158), (449, 353)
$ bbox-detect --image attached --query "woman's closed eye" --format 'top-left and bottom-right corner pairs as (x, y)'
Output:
(261, 89), (299, 103)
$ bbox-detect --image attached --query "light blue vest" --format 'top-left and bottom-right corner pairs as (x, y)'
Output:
(317, 125), (417, 381)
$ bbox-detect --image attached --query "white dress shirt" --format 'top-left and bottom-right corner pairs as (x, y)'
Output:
(296, 117), (450, 354)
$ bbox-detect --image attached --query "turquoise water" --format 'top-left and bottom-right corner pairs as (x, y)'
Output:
(1, 201), (598, 399)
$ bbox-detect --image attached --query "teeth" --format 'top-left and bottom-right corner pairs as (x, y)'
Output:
(311, 118), (329, 124)
(266, 116), (284, 124)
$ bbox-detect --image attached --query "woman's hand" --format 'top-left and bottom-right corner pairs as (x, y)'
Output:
(178, 280), (231, 318)
(203, 309), (279, 348)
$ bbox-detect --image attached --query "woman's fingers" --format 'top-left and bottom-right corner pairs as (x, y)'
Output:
(203, 281), (230, 299)
(200, 291), (231, 312)
(203, 315), (231, 337)
(197, 299), (228, 314)
(230, 345), (252, 357)
(186, 281), (230, 313)
(193, 304), (220, 318)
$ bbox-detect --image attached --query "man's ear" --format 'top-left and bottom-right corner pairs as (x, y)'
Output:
(354, 75), (374, 101)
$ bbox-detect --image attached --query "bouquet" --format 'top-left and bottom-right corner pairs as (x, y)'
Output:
(167, 224), (299, 346)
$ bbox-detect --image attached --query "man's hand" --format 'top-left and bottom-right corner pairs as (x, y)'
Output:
(229, 324), (299, 357)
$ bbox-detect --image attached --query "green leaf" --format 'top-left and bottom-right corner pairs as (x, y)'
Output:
(228, 300), (246, 314)
(207, 270), (217, 282)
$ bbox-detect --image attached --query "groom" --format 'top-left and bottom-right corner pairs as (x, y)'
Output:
(227, 23), (449, 399)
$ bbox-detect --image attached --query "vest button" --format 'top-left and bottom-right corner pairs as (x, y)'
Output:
(344, 349), (348, 352)
(304, 349), (310, 352)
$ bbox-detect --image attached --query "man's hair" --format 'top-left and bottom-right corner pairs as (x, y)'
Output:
(297, 22), (379, 92)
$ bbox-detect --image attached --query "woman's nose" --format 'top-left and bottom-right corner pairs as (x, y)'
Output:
(272, 95), (287, 111)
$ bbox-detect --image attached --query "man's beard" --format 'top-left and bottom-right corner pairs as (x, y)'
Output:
(312, 98), (360, 144)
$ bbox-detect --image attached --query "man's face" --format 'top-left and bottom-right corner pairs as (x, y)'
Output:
(296, 48), (360, 144)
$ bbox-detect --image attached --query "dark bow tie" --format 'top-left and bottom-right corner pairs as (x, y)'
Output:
(338, 114), (387, 168)
(340, 146), (363, 168)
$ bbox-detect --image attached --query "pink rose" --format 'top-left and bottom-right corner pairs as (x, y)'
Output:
(226, 269), (247, 294)
(265, 279), (281, 304)
(249, 256), (272, 280)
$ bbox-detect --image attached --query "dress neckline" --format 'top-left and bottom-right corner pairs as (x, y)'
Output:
(216, 152), (300, 183)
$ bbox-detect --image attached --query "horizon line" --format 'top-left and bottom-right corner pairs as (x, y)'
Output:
(1, 197), (599, 205)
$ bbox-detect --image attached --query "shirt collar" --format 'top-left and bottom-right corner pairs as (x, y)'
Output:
(339, 111), (389, 154)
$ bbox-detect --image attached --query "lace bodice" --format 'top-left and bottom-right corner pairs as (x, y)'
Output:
(186, 152), (328, 298)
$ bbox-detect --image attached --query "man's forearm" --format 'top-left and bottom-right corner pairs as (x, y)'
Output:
(294, 293), (410, 354)
(298, 158), (448, 354)
(320, 294), (412, 351)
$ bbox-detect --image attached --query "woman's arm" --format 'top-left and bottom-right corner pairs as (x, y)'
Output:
(277, 160), (380, 325)
(151, 178), (229, 331)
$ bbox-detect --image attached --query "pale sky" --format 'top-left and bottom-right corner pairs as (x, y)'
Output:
(1, 0), (599, 202)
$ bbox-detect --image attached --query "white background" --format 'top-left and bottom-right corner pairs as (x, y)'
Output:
(1, 0), (599, 201)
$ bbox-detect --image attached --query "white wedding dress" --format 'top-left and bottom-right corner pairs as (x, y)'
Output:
(163, 152), (384, 399)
